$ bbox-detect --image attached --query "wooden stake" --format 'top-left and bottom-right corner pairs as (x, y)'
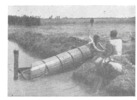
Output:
(14, 50), (19, 80)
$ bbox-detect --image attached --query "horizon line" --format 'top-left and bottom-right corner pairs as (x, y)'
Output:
(8, 14), (135, 19)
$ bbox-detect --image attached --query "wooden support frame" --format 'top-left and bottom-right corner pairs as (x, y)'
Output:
(13, 50), (31, 80)
(13, 50), (19, 80)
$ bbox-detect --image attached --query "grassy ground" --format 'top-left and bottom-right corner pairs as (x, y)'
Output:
(8, 32), (88, 59)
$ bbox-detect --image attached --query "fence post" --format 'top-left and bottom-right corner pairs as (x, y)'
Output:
(14, 50), (19, 80)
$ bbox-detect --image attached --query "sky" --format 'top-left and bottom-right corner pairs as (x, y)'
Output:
(8, 6), (135, 18)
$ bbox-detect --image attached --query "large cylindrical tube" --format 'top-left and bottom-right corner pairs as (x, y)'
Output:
(21, 44), (94, 79)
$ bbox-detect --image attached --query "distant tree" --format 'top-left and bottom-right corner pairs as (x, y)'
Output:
(62, 17), (68, 19)
(90, 18), (94, 26)
(8, 15), (41, 26)
(55, 16), (60, 19)
(49, 15), (53, 19)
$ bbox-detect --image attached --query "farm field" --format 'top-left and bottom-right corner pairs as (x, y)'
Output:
(9, 18), (135, 37)
(8, 18), (135, 96)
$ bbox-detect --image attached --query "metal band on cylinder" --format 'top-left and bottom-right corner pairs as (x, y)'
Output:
(67, 51), (75, 67)
(77, 47), (85, 62)
(55, 55), (64, 70)
(42, 60), (49, 75)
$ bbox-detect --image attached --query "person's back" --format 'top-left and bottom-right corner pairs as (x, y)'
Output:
(109, 38), (122, 56)
(107, 30), (123, 72)
(109, 30), (122, 56)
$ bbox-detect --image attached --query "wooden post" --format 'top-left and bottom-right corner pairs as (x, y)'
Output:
(14, 50), (19, 80)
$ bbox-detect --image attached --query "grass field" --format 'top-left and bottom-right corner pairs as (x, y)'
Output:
(8, 18), (135, 96)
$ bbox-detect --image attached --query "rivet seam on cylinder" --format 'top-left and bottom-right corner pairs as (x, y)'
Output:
(67, 51), (75, 67)
(55, 55), (64, 69)
(42, 60), (49, 74)
(77, 47), (85, 62)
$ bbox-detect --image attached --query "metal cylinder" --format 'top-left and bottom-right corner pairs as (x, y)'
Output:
(21, 44), (94, 79)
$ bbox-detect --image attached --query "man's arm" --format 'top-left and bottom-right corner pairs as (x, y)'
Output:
(98, 42), (105, 50)
(93, 42), (105, 52)
(88, 35), (105, 52)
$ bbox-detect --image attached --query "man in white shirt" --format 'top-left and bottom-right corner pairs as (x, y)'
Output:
(109, 30), (122, 56)
(108, 30), (123, 72)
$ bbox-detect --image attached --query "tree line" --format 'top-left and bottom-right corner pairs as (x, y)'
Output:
(8, 15), (41, 26)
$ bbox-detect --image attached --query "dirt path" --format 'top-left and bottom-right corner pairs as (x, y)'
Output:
(8, 41), (90, 96)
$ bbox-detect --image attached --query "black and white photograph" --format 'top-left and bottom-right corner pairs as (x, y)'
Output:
(8, 5), (135, 96)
